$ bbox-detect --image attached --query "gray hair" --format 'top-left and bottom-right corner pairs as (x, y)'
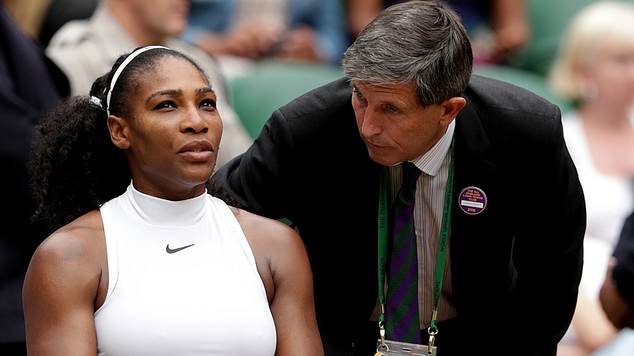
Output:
(342, 0), (473, 107)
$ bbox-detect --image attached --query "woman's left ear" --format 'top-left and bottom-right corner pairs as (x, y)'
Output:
(439, 97), (467, 126)
(108, 115), (131, 149)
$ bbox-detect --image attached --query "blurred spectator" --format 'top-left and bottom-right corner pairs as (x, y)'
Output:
(601, 213), (634, 330)
(2, 0), (52, 39)
(0, 3), (69, 355)
(598, 212), (634, 355)
(182, 0), (348, 78)
(3, 0), (98, 46)
(38, 0), (98, 47)
(548, 1), (634, 355)
(345, 0), (381, 41)
(345, 0), (530, 65)
(46, 0), (251, 169)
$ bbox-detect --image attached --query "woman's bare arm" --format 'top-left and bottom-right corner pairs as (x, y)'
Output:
(23, 210), (107, 356)
(236, 209), (324, 356)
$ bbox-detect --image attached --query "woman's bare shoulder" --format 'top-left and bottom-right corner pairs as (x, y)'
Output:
(231, 207), (308, 278)
(231, 207), (301, 248)
(32, 210), (105, 270)
(23, 210), (108, 352)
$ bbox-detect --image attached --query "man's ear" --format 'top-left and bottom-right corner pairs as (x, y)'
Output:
(107, 115), (131, 149)
(439, 97), (466, 126)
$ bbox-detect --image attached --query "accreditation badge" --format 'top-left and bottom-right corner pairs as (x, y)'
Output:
(375, 339), (437, 356)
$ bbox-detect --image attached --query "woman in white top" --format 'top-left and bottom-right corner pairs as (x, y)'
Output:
(23, 46), (323, 356)
(549, 2), (634, 355)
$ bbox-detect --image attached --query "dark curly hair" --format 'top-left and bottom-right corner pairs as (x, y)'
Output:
(29, 47), (235, 234)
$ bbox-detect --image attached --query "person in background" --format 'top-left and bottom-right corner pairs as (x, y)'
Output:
(182, 0), (348, 78)
(345, 0), (530, 65)
(38, 0), (99, 47)
(23, 46), (323, 356)
(601, 211), (634, 330)
(46, 0), (251, 169)
(548, 2), (634, 355)
(214, 1), (585, 355)
(0, 3), (69, 355)
(2, 0), (53, 39)
(2, 0), (98, 47)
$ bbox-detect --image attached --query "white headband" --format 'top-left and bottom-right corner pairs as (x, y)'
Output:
(106, 45), (169, 116)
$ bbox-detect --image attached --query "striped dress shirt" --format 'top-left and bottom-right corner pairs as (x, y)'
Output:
(373, 120), (457, 331)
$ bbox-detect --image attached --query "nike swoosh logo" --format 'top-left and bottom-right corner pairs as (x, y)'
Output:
(166, 243), (195, 254)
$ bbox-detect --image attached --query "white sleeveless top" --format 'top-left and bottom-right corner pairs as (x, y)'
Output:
(95, 184), (276, 356)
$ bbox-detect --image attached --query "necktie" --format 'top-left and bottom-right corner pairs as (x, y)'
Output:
(385, 162), (422, 343)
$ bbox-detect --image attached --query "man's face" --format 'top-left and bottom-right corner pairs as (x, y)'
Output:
(133, 0), (190, 39)
(351, 81), (449, 166)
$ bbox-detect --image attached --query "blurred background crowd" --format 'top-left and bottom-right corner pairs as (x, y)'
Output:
(2, 0), (634, 355)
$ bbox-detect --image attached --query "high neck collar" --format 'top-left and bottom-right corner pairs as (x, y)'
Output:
(126, 183), (208, 228)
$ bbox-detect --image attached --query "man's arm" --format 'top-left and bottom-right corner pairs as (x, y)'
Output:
(213, 78), (354, 220)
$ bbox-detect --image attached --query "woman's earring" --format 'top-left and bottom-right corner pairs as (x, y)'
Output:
(580, 80), (599, 102)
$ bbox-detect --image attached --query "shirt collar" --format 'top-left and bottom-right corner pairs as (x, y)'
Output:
(410, 119), (455, 176)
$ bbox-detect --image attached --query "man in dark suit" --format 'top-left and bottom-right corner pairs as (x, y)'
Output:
(213, 1), (585, 355)
(0, 4), (68, 355)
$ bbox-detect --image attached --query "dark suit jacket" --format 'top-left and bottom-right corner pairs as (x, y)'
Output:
(214, 76), (586, 356)
(0, 5), (68, 343)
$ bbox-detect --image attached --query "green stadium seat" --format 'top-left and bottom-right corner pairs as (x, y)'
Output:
(228, 60), (343, 139)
